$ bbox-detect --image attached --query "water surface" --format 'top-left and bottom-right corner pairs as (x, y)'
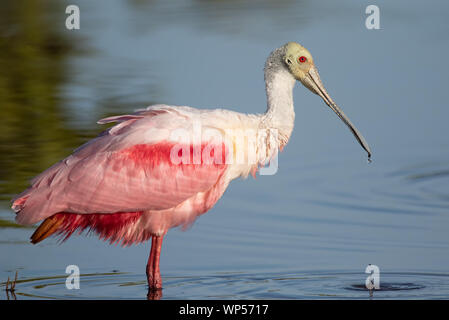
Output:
(1, 0), (449, 299)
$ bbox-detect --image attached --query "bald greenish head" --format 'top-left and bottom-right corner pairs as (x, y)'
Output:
(283, 42), (315, 82)
(275, 42), (372, 161)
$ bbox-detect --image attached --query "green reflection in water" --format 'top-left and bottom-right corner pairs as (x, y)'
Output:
(0, 218), (33, 229)
(0, 1), (85, 205)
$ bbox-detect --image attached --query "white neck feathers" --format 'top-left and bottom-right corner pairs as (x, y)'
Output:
(261, 66), (296, 150)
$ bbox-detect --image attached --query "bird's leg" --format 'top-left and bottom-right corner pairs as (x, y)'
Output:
(146, 236), (156, 285)
(152, 236), (163, 289)
(147, 235), (163, 291)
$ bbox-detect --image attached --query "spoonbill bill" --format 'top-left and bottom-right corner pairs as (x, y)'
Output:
(12, 42), (371, 292)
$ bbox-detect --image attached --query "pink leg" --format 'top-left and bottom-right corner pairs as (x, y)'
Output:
(146, 237), (156, 283)
(146, 235), (163, 291)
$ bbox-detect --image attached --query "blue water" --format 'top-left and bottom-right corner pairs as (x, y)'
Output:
(1, 0), (449, 299)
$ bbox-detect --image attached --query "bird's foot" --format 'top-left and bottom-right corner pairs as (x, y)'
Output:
(147, 275), (163, 291)
(147, 286), (162, 300)
(147, 274), (162, 300)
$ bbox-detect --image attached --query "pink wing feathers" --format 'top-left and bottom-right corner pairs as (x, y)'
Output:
(12, 106), (229, 225)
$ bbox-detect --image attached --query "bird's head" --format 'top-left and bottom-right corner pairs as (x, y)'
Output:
(281, 42), (372, 161)
(283, 42), (314, 84)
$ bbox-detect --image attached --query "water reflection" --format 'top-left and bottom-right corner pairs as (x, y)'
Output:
(0, 218), (33, 229)
(0, 1), (84, 201)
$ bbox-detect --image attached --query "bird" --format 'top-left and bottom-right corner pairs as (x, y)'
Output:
(11, 42), (371, 293)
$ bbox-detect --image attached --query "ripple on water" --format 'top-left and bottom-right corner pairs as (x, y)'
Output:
(2, 271), (449, 300)
(299, 156), (449, 218)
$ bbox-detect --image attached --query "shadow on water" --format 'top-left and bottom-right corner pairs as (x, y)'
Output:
(2, 270), (448, 300)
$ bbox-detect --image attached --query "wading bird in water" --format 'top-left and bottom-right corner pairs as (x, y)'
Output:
(12, 42), (371, 293)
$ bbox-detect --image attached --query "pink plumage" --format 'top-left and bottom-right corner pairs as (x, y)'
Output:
(49, 211), (144, 245)
(13, 107), (228, 223)
(11, 42), (372, 295)
(12, 105), (236, 291)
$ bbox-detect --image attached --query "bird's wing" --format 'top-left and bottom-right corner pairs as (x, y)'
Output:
(12, 105), (229, 225)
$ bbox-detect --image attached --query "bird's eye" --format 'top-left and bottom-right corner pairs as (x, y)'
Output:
(298, 56), (307, 63)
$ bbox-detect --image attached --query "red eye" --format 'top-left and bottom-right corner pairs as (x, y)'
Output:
(298, 56), (307, 63)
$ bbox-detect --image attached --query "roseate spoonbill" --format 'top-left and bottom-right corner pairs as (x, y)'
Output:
(11, 42), (371, 292)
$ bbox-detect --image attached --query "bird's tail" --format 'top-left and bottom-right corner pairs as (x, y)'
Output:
(30, 211), (146, 245)
(30, 215), (63, 244)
